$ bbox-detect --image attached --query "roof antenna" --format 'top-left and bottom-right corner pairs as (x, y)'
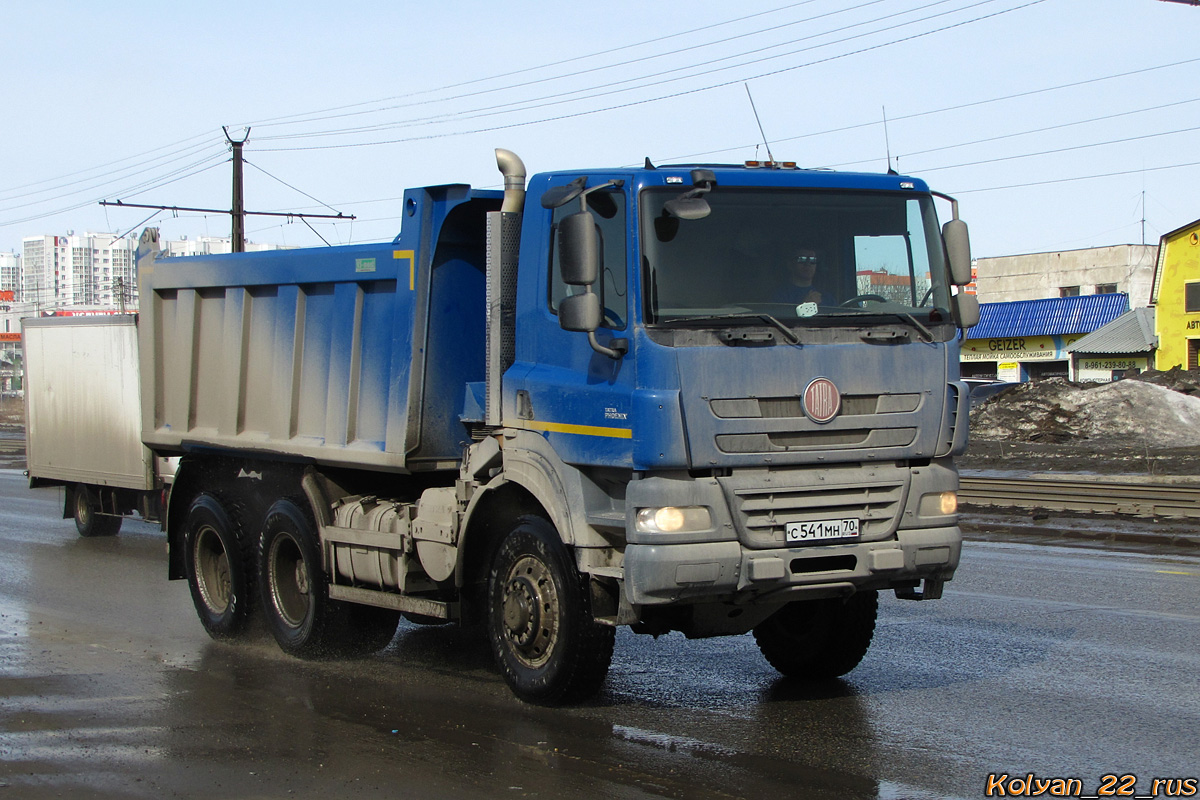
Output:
(744, 83), (775, 164)
(883, 106), (898, 175)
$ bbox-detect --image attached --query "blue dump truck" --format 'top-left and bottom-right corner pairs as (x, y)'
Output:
(135, 149), (978, 703)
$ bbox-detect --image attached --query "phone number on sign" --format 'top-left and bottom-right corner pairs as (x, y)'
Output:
(985, 773), (1197, 798)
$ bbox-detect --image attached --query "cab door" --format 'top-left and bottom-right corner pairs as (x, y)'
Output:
(506, 175), (636, 467)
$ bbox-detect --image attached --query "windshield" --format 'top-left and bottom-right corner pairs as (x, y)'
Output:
(640, 187), (952, 329)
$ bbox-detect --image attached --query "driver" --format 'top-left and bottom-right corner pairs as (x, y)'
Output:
(780, 248), (826, 305)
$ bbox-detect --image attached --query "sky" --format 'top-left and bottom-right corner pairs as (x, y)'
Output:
(2, 0), (1198, 260)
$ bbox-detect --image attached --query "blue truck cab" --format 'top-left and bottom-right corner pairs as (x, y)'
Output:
(138, 149), (978, 704)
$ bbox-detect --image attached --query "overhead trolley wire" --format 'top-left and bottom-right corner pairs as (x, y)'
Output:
(0, 139), (226, 208)
(258, 0), (1047, 152)
(250, 0), (896, 133)
(0, 132), (216, 200)
(242, 0), (829, 129)
(949, 159), (1200, 195)
(256, 0), (993, 143)
(651, 54), (1200, 164)
(912, 123), (1200, 173)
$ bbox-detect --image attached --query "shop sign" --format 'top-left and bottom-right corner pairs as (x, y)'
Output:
(961, 334), (1083, 362)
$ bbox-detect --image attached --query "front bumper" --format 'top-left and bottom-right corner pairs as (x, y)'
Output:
(622, 525), (960, 606)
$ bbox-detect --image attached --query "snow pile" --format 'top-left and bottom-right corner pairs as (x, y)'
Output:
(970, 373), (1200, 448)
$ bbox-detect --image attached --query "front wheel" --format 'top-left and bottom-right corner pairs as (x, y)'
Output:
(486, 516), (614, 704)
(73, 485), (121, 537)
(753, 591), (878, 680)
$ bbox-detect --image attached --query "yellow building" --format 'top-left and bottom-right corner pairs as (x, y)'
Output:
(1150, 219), (1200, 370)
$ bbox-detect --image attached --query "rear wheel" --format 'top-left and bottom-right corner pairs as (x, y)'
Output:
(259, 498), (398, 658)
(486, 515), (614, 704)
(73, 485), (121, 537)
(183, 493), (253, 639)
(753, 591), (878, 680)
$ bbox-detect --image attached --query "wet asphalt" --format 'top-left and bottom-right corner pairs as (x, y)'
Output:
(1, 468), (1198, 799)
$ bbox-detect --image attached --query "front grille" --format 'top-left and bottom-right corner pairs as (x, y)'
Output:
(711, 393), (921, 419)
(717, 427), (916, 453)
(718, 466), (908, 549)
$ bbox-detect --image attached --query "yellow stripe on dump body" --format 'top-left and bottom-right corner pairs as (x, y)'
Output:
(513, 420), (633, 439)
(393, 249), (415, 290)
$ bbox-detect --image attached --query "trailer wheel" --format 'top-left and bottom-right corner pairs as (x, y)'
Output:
(486, 516), (614, 704)
(183, 493), (253, 639)
(753, 591), (878, 680)
(259, 498), (398, 658)
(73, 484), (121, 537)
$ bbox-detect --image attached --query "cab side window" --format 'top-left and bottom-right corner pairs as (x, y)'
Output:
(549, 190), (627, 330)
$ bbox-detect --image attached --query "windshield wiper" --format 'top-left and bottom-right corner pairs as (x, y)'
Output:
(858, 310), (936, 343)
(657, 313), (800, 344)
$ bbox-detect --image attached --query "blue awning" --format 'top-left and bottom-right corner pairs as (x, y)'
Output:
(969, 294), (1130, 339)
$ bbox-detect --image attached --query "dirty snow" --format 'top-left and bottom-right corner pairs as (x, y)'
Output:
(970, 370), (1200, 448)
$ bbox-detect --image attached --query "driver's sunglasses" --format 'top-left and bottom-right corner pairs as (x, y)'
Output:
(795, 255), (819, 264)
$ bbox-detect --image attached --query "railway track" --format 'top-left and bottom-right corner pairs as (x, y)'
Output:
(959, 472), (1200, 519)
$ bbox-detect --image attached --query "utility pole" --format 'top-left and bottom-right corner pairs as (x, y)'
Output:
(225, 126), (249, 252)
(101, 130), (354, 251)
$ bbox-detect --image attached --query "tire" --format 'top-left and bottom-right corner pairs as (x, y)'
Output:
(753, 591), (879, 680)
(259, 498), (398, 658)
(183, 493), (253, 639)
(73, 485), (121, 537)
(486, 515), (614, 704)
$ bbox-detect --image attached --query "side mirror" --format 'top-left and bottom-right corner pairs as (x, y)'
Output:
(540, 176), (587, 209)
(559, 211), (599, 285)
(952, 292), (980, 329)
(943, 219), (973, 286)
(663, 196), (711, 220)
(559, 292), (602, 332)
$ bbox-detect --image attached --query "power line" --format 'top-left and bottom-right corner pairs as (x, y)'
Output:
(948, 159), (1200, 194)
(241, 0), (828, 130)
(252, 0), (896, 135)
(0, 154), (228, 228)
(244, 160), (343, 214)
(910, 123), (1200, 173)
(0, 131), (214, 198)
(259, 0), (1047, 152)
(648, 54), (1200, 164)
(819, 96), (1200, 168)
(256, 0), (993, 143)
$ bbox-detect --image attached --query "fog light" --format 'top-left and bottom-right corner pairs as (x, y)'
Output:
(918, 491), (958, 517)
(635, 506), (712, 533)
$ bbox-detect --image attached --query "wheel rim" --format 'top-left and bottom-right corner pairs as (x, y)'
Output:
(501, 555), (559, 669)
(268, 532), (310, 628)
(75, 491), (91, 527)
(193, 524), (231, 614)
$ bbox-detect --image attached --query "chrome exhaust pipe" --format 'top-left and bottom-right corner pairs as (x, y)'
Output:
(495, 148), (526, 214)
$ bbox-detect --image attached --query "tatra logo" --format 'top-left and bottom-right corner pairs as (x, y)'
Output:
(604, 407), (628, 420)
(802, 378), (841, 424)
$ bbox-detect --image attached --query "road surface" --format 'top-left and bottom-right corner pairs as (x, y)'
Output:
(1, 468), (1197, 799)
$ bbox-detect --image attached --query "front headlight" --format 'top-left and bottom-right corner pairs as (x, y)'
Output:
(634, 506), (712, 533)
(918, 491), (958, 516)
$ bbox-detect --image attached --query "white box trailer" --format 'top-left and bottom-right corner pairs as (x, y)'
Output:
(22, 315), (172, 536)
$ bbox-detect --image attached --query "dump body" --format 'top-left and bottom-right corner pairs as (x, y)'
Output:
(23, 315), (154, 491)
(137, 185), (500, 473)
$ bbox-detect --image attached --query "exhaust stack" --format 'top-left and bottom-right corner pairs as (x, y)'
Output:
(495, 149), (526, 213)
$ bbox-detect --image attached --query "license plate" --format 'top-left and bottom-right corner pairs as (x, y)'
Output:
(786, 518), (860, 543)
